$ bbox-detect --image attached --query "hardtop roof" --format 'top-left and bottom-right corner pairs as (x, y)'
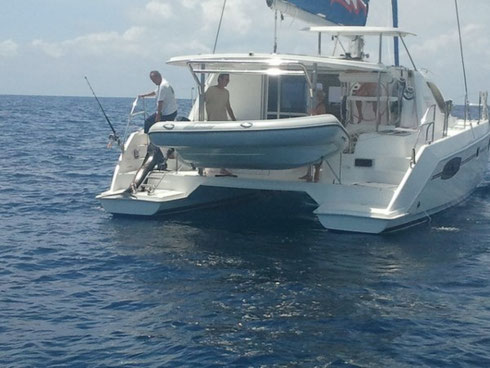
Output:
(167, 53), (388, 73)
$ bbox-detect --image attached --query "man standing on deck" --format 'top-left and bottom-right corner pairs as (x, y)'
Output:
(128, 71), (177, 193)
(203, 73), (237, 177)
(139, 70), (178, 133)
(205, 73), (236, 121)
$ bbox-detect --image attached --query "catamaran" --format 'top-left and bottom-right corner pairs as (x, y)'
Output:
(97, 0), (489, 233)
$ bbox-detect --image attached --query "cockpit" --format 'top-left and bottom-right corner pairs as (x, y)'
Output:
(170, 53), (422, 136)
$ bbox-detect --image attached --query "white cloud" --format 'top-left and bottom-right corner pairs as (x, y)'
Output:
(410, 23), (489, 60)
(0, 39), (19, 57)
(32, 39), (64, 58)
(202, 0), (254, 35)
(145, 1), (173, 19)
(181, 0), (200, 9)
(66, 31), (123, 55)
(130, 0), (174, 25)
(31, 27), (151, 60)
(123, 26), (146, 42)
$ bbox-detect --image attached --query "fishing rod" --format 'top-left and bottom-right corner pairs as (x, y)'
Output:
(84, 76), (122, 150)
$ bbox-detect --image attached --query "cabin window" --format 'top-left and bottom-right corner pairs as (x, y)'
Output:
(267, 76), (307, 119)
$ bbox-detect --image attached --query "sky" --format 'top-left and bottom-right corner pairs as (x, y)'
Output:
(1, 0), (489, 103)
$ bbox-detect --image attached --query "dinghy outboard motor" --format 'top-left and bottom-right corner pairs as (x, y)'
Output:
(128, 143), (165, 193)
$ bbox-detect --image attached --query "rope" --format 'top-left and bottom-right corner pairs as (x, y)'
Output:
(213, 0), (227, 54)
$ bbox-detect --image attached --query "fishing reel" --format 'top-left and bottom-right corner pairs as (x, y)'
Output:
(107, 134), (123, 151)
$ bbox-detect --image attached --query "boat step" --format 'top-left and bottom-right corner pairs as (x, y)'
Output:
(315, 201), (390, 216)
(312, 182), (397, 216)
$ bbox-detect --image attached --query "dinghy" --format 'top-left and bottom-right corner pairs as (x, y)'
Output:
(148, 115), (349, 170)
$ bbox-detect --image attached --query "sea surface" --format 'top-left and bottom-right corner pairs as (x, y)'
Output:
(0, 95), (489, 367)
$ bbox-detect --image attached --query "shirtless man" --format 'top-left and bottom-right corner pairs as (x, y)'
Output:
(204, 74), (236, 176)
(205, 74), (236, 121)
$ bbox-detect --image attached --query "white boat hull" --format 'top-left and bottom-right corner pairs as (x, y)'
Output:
(315, 126), (490, 233)
(98, 184), (254, 216)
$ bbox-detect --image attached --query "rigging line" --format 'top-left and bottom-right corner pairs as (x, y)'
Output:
(213, 0), (227, 54)
(454, 0), (470, 121)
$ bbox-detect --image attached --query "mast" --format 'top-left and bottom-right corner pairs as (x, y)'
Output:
(454, 0), (469, 120)
(213, 0), (227, 54)
(392, 0), (399, 66)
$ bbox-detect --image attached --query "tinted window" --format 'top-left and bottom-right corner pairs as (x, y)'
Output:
(267, 76), (307, 117)
(268, 77), (279, 112)
(281, 77), (307, 113)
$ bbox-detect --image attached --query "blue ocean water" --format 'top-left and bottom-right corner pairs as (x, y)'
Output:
(0, 94), (489, 367)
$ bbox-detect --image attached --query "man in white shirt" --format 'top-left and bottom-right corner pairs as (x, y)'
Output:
(139, 70), (178, 133)
(205, 74), (236, 121)
(127, 70), (177, 193)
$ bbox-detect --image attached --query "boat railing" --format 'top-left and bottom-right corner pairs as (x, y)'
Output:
(443, 100), (453, 137)
(419, 104), (436, 141)
(411, 104), (436, 166)
(478, 91), (489, 124)
(122, 96), (149, 143)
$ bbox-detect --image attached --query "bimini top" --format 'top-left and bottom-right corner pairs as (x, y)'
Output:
(304, 26), (416, 37)
(167, 53), (388, 74)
